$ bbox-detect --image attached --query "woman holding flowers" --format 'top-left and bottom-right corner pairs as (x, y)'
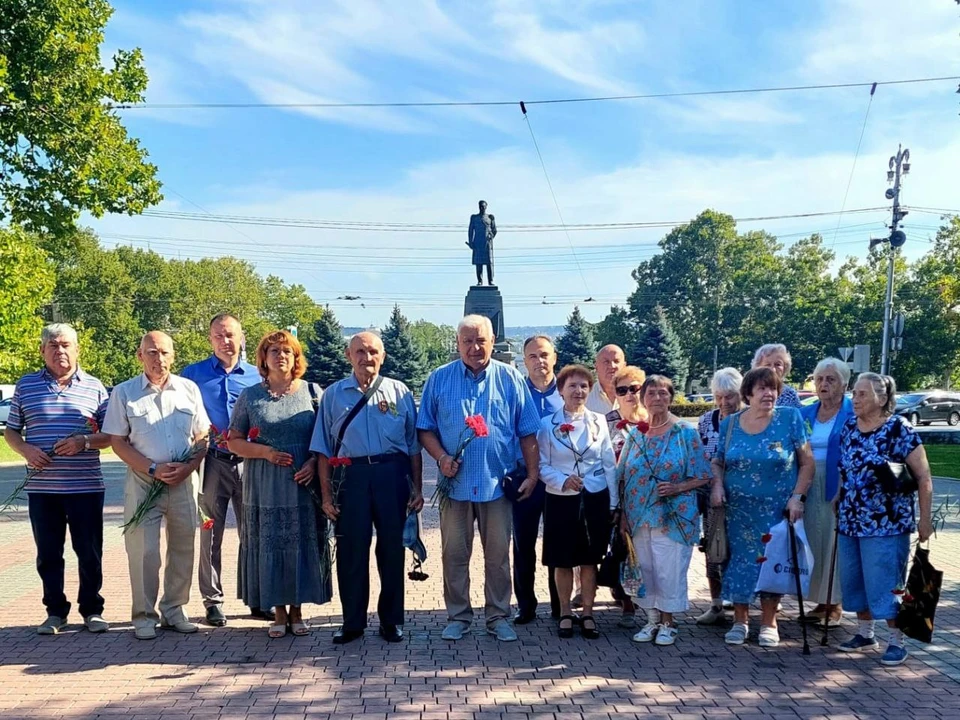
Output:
(710, 367), (813, 648)
(538, 364), (617, 639)
(227, 330), (331, 638)
(619, 375), (712, 647)
(835, 373), (932, 666)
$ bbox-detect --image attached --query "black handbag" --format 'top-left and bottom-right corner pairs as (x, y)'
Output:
(877, 461), (918, 495)
(501, 465), (527, 503)
(895, 545), (943, 643)
(597, 523), (628, 588)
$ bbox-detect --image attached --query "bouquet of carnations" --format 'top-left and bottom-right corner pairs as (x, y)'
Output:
(431, 414), (489, 509)
(121, 441), (205, 534)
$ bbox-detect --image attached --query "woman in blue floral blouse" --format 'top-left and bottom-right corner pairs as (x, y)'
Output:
(835, 373), (933, 667)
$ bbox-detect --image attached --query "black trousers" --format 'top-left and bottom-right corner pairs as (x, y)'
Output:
(335, 458), (410, 631)
(511, 479), (560, 617)
(475, 263), (493, 284)
(28, 491), (105, 619)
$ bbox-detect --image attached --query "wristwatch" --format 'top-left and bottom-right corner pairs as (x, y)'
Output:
(148, 462), (157, 477)
(792, 493), (807, 503)
(83, 435), (91, 451)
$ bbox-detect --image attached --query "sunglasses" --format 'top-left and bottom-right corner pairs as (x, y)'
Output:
(615, 384), (643, 397)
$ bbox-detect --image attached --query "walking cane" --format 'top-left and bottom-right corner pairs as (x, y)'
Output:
(820, 517), (840, 647)
(787, 516), (811, 655)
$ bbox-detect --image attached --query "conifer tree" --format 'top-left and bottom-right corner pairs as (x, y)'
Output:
(555, 306), (597, 368)
(381, 305), (428, 392)
(304, 309), (351, 388)
(631, 305), (688, 391)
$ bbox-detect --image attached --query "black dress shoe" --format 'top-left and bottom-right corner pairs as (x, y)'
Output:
(249, 607), (275, 621)
(205, 606), (227, 627)
(513, 611), (537, 625)
(378, 624), (404, 643)
(332, 627), (364, 645)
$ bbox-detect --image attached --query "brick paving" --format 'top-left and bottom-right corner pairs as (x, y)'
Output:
(1, 456), (959, 720)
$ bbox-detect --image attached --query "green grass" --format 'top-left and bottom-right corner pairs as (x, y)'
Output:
(0, 437), (113, 463)
(926, 445), (960, 480)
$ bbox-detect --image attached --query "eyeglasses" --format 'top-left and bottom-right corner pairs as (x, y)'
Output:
(615, 384), (643, 397)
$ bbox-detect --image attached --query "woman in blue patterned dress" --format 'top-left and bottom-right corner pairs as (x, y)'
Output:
(710, 367), (814, 648)
(835, 373), (933, 667)
(618, 375), (712, 647)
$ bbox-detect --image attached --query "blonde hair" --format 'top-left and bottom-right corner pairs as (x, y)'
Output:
(255, 330), (307, 379)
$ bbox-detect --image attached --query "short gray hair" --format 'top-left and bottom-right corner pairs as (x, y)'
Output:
(856, 372), (897, 414)
(457, 314), (494, 338)
(41, 323), (78, 345)
(814, 357), (851, 387)
(752, 343), (792, 375)
(710, 367), (743, 396)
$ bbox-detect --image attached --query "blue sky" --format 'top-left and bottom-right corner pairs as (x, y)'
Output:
(91, 0), (960, 328)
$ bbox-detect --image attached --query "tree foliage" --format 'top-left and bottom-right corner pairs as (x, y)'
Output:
(593, 305), (637, 352)
(631, 305), (688, 391)
(555, 306), (597, 368)
(381, 305), (428, 392)
(304, 309), (351, 388)
(0, 227), (54, 378)
(409, 319), (456, 369)
(0, 0), (162, 234)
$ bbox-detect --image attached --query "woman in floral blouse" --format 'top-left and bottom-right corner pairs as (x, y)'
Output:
(835, 372), (933, 667)
(618, 375), (712, 647)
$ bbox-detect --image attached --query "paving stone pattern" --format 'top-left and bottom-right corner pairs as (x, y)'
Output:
(1, 456), (959, 720)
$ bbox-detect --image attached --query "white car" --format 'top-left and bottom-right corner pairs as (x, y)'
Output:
(0, 397), (11, 427)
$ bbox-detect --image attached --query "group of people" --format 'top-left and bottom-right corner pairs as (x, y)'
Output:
(4, 319), (934, 666)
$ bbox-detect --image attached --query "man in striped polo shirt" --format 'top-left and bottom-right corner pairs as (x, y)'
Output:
(4, 324), (112, 635)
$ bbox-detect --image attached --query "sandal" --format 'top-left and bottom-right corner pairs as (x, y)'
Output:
(580, 616), (600, 640)
(268, 624), (287, 639)
(290, 621), (310, 636)
(558, 615), (575, 639)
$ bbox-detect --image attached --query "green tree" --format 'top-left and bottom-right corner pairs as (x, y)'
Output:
(555, 306), (597, 368)
(0, 227), (54, 380)
(0, 0), (162, 234)
(631, 305), (688, 391)
(381, 305), (428, 392)
(409, 319), (456, 369)
(304, 309), (351, 388)
(593, 305), (637, 352)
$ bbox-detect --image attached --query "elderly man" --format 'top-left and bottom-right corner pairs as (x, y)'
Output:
(310, 331), (423, 644)
(181, 314), (266, 627)
(4, 324), (112, 635)
(587, 344), (626, 414)
(103, 332), (209, 640)
(512, 335), (563, 624)
(417, 315), (541, 642)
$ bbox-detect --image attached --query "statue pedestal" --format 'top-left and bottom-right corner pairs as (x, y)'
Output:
(464, 284), (514, 364)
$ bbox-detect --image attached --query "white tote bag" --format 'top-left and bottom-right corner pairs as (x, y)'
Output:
(754, 518), (815, 597)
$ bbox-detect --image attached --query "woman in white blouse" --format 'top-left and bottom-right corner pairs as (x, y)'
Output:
(538, 364), (618, 640)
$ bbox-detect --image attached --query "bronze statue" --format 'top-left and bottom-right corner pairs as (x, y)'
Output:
(467, 200), (497, 285)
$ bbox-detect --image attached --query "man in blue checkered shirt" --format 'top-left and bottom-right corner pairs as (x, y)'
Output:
(417, 315), (541, 642)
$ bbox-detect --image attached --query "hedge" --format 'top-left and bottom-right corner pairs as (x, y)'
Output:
(669, 401), (715, 418)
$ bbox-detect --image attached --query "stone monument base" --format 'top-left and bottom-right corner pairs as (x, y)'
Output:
(463, 284), (514, 365)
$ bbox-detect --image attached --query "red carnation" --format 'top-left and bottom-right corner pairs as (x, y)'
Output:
(329, 457), (342, 468)
(637, 420), (650, 434)
(903, 594), (915, 603)
(891, 588), (904, 596)
(341, 457), (353, 467)
(615, 419), (629, 430)
(85, 416), (100, 434)
(761, 533), (772, 544)
(559, 423), (575, 433)
(756, 555), (767, 564)
(211, 424), (220, 435)
(202, 518), (215, 531)
(247, 427), (260, 442)
(465, 414), (489, 438)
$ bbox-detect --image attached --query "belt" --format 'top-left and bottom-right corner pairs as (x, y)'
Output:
(346, 452), (408, 466)
(209, 447), (241, 464)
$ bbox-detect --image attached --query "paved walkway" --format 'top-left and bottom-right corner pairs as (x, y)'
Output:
(1, 456), (959, 720)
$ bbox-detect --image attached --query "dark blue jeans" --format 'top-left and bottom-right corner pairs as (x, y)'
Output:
(28, 492), (105, 619)
(512, 479), (560, 617)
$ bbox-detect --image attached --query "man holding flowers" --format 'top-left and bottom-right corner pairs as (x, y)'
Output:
(4, 324), (112, 635)
(417, 315), (541, 642)
(311, 331), (423, 644)
(103, 331), (209, 640)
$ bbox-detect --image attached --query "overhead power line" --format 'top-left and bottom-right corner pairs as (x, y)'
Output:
(109, 75), (960, 111)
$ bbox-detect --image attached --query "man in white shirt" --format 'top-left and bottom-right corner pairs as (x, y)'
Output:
(103, 332), (210, 639)
(586, 345), (626, 415)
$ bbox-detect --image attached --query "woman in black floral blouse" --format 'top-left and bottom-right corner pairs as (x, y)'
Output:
(835, 372), (933, 667)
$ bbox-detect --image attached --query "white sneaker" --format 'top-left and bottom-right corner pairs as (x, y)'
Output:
(696, 605), (725, 625)
(632, 623), (659, 643)
(654, 624), (678, 646)
(724, 623), (748, 645)
(758, 625), (780, 647)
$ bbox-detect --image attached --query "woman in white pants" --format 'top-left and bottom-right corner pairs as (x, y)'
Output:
(617, 375), (712, 646)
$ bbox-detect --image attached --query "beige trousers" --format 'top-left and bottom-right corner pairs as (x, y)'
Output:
(123, 469), (198, 629)
(439, 496), (512, 626)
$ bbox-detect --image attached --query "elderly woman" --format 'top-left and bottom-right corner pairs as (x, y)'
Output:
(606, 366), (649, 460)
(752, 343), (802, 408)
(836, 373), (933, 666)
(695, 367), (743, 625)
(710, 367), (814, 648)
(227, 330), (332, 638)
(799, 358), (854, 626)
(618, 375), (712, 647)
(538, 364), (617, 640)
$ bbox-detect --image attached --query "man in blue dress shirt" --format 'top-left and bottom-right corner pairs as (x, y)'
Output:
(181, 314), (264, 627)
(310, 331), (423, 645)
(417, 315), (541, 642)
(512, 335), (564, 625)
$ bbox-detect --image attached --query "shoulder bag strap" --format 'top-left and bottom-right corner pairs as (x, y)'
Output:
(722, 411), (739, 471)
(332, 375), (384, 458)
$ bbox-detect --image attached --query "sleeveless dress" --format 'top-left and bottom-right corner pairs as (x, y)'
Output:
(230, 382), (333, 608)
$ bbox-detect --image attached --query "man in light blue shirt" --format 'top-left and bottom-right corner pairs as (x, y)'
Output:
(180, 314), (263, 627)
(310, 332), (423, 645)
(417, 315), (540, 642)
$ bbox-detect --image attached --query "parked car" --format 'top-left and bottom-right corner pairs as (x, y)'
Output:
(895, 391), (960, 426)
(0, 397), (11, 427)
(685, 393), (713, 404)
